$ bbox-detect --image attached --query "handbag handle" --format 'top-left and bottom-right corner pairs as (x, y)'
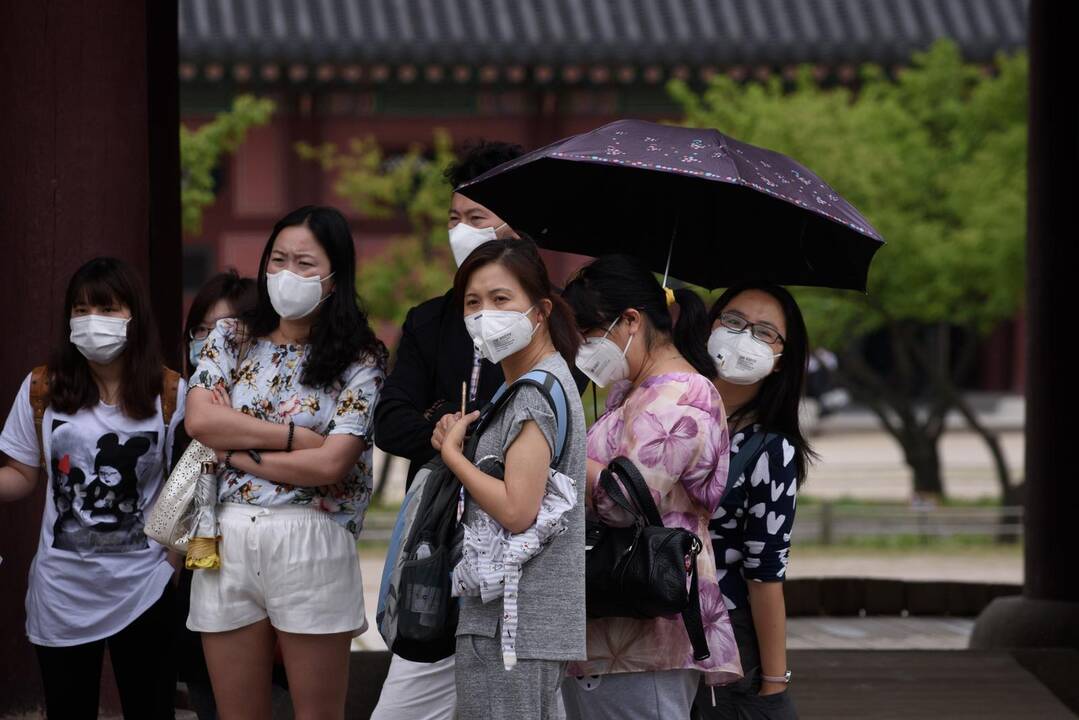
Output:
(602, 456), (665, 528)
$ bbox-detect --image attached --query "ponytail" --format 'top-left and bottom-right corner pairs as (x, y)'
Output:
(563, 254), (715, 378)
(671, 287), (715, 380)
(545, 293), (582, 366)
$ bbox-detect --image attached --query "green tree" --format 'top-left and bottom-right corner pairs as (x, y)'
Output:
(671, 40), (1027, 502)
(296, 130), (458, 326)
(180, 95), (276, 236)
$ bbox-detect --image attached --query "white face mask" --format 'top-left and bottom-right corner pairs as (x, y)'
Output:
(708, 327), (782, 385)
(448, 222), (505, 267)
(575, 318), (633, 388)
(70, 315), (130, 364)
(266, 269), (333, 319)
(465, 305), (537, 363)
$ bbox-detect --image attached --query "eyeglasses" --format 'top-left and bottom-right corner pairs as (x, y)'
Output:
(188, 319), (233, 341)
(719, 312), (785, 345)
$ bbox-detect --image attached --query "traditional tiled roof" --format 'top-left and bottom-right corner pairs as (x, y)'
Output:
(179, 0), (1027, 83)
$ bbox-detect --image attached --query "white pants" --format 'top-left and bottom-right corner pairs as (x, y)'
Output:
(370, 653), (456, 720)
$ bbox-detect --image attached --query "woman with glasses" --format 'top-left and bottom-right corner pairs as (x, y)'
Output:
(182, 270), (257, 378)
(175, 270), (257, 720)
(695, 286), (814, 720)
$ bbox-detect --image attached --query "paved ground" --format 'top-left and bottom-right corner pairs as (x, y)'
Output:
(785, 650), (1076, 719)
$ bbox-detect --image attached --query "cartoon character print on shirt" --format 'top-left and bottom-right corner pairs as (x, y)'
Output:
(50, 420), (158, 554)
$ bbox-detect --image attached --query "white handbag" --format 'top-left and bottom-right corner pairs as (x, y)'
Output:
(145, 439), (217, 552)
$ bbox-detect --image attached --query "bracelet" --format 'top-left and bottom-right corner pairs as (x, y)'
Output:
(247, 449), (262, 464)
(224, 450), (236, 471)
(761, 670), (792, 684)
(286, 419), (295, 452)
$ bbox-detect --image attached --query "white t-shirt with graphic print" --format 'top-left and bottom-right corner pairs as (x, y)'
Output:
(0, 372), (185, 647)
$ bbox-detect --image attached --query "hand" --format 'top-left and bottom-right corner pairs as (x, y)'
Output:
(321, 478), (350, 498)
(431, 412), (461, 451)
(292, 426), (325, 451)
(210, 384), (231, 407)
(440, 410), (480, 460)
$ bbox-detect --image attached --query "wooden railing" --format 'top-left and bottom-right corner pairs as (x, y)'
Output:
(792, 504), (1024, 544)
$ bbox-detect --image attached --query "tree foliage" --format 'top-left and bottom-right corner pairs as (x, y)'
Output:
(296, 130), (458, 326)
(671, 41), (1027, 499)
(180, 95), (276, 236)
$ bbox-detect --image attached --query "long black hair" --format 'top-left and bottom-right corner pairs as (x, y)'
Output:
(561, 254), (715, 379)
(49, 257), (163, 420)
(453, 236), (581, 365)
(244, 206), (387, 387)
(710, 285), (815, 483)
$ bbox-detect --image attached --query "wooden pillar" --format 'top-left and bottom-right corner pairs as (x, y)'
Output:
(971, 0), (1079, 649)
(0, 0), (180, 712)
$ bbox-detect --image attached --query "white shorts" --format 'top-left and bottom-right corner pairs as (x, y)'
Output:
(187, 503), (365, 636)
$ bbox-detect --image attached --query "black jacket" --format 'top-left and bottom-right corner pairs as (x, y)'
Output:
(373, 290), (505, 487)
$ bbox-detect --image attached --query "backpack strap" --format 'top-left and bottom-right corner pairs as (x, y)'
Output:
(25, 365), (181, 470)
(161, 367), (181, 428)
(29, 366), (50, 469)
(472, 369), (570, 467)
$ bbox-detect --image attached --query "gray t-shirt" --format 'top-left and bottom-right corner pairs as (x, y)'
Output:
(456, 352), (587, 662)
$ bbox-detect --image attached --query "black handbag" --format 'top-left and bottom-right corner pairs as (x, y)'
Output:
(585, 456), (711, 661)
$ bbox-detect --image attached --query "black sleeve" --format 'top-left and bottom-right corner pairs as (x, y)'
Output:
(373, 305), (445, 463)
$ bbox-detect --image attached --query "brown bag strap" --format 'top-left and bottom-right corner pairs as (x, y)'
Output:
(26, 366), (180, 470)
(29, 366), (50, 469)
(161, 367), (181, 428)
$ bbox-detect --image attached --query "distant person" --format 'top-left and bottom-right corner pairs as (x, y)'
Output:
(0, 257), (185, 719)
(370, 140), (525, 720)
(696, 284), (814, 720)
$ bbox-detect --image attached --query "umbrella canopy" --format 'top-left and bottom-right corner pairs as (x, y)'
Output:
(458, 119), (884, 291)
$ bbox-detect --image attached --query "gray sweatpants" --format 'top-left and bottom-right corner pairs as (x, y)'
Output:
(561, 669), (700, 720)
(455, 634), (567, 720)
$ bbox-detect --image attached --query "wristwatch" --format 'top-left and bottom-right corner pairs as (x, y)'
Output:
(761, 670), (792, 684)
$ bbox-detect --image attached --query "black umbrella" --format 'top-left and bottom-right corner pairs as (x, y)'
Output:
(458, 119), (884, 291)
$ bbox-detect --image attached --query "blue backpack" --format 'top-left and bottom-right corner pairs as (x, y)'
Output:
(376, 369), (569, 662)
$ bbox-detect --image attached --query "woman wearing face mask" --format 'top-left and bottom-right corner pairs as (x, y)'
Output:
(174, 269), (258, 720)
(184, 206), (387, 719)
(433, 237), (586, 720)
(560, 254), (741, 720)
(0, 257), (185, 719)
(695, 285), (812, 720)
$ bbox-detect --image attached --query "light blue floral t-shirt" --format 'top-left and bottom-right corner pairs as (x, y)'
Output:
(191, 318), (384, 536)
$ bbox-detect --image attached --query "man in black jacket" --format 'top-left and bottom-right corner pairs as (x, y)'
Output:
(373, 141), (522, 490)
(369, 141), (523, 720)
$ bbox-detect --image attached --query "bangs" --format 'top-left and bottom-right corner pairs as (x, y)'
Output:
(70, 273), (127, 310)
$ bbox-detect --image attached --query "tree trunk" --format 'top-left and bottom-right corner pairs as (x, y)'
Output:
(899, 431), (946, 499)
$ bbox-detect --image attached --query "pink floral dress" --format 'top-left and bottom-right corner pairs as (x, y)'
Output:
(568, 372), (742, 686)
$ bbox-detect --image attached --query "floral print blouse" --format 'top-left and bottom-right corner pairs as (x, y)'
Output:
(191, 319), (385, 536)
(568, 372), (742, 686)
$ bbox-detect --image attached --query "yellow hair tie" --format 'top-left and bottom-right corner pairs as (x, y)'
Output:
(664, 287), (676, 307)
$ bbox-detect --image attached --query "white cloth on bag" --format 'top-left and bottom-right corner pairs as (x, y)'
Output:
(187, 503), (364, 635)
(452, 464), (577, 669)
(370, 653), (457, 720)
(0, 373), (184, 647)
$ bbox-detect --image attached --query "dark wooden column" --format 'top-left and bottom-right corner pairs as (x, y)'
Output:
(0, 1), (180, 712)
(971, 0), (1079, 649)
